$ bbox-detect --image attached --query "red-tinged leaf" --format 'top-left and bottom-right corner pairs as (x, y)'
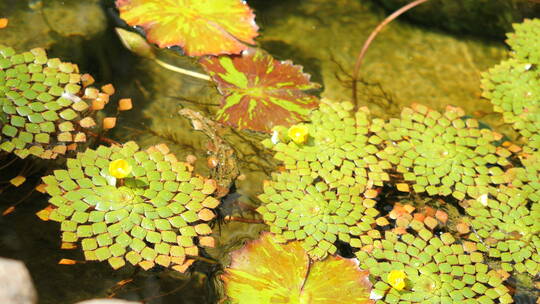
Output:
(2, 206), (15, 216)
(200, 48), (320, 133)
(222, 232), (373, 304)
(115, 0), (258, 56)
(9, 175), (26, 187)
(58, 259), (77, 265)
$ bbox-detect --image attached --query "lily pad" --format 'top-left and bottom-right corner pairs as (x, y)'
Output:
(200, 48), (320, 132)
(222, 232), (373, 304)
(115, 0), (258, 56)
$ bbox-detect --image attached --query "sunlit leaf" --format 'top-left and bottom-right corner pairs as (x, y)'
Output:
(200, 48), (320, 133)
(61, 243), (77, 249)
(115, 0), (258, 56)
(2, 206), (15, 216)
(9, 176), (26, 187)
(58, 259), (77, 265)
(222, 232), (373, 304)
(35, 206), (53, 221)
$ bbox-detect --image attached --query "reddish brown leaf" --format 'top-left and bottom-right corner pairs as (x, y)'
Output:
(200, 48), (320, 132)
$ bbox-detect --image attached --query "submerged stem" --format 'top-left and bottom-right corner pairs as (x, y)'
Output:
(351, 0), (429, 109)
(154, 58), (211, 81)
(224, 216), (264, 224)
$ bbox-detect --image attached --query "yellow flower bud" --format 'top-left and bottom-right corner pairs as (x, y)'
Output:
(287, 124), (309, 145)
(109, 159), (132, 179)
(387, 269), (407, 291)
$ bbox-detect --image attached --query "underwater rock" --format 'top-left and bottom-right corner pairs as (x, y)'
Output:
(374, 0), (540, 38)
(0, 258), (37, 304)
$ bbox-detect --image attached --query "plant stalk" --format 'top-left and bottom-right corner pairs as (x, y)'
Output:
(351, 0), (429, 109)
(154, 58), (211, 81)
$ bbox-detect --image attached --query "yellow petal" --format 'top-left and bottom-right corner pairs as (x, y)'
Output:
(388, 269), (407, 291)
(287, 124), (309, 144)
(109, 159), (132, 179)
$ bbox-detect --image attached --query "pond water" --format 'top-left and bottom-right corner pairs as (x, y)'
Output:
(0, 0), (538, 303)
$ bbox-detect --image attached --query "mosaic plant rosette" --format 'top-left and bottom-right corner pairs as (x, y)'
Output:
(41, 141), (220, 272)
(504, 151), (540, 203)
(462, 185), (540, 276)
(375, 103), (511, 200)
(262, 98), (391, 194)
(257, 170), (381, 260)
(506, 18), (540, 65)
(257, 99), (389, 259)
(481, 58), (540, 152)
(356, 230), (513, 304)
(0, 46), (115, 159)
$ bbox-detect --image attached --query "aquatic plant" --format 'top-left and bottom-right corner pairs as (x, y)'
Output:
(199, 48), (320, 133)
(263, 99), (390, 191)
(462, 185), (540, 276)
(506, 18), (540, 64)
(40, 141), (220, 272)
(115, 0), (258, 56)
(0, 46), (120, 159)
(356, 230), (513, 303)
(257, 170), (381, 260)
(481, 18), (540, 153)
(222, 232), (373, 304)
(504, 152), (540, 203)
(375, 103), (511, 200)
(386, 202), (448, 235)
(257, 99), (390, 259)
(481, 58), (540, 152)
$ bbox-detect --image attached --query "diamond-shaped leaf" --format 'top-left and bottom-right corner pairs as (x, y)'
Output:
(200, 48), (320, 132)
(115, 0), (258, 56)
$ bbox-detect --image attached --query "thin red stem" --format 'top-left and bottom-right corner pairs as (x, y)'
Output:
(351, 0), (430, 108)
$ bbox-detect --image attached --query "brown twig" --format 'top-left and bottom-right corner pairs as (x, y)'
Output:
(351, 0), (430, 109)
(179, 108), (240, 198)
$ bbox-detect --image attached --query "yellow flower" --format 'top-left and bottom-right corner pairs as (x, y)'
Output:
(109, 159), (132, 179)
(387, 270), (407, 291)
(287, 124), (309, 144)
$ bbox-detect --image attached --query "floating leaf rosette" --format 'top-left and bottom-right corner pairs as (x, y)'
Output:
(222, 232), (373, 304)
(506, 18), (540, 64)
(357, 231), (513, 304)
(0, 46), (116, 159)
(505, 152), (540, 203)
(115, 0), (258, 56)
(481, 58), (540, 152)
(200, 48), (320, 133)
(40, 141), (220, 272)
(462, 186), (540, 276)
(257, 171), (381, 260)
(257, 99), (390, 259)
(375, 103), (511, 200)
(263, 99), (390, 191)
